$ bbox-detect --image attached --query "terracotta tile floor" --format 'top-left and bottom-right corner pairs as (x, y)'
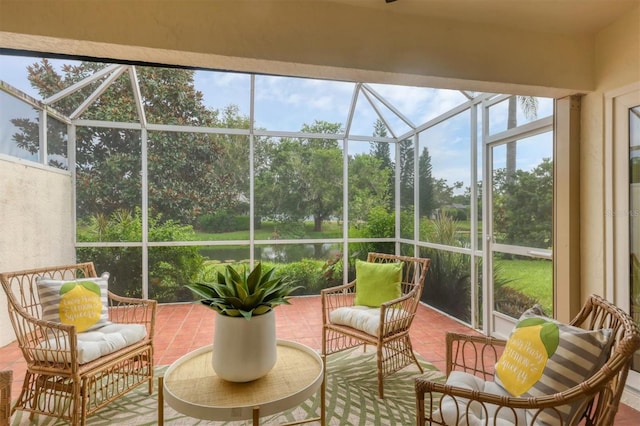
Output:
(1, 296), (638, 424)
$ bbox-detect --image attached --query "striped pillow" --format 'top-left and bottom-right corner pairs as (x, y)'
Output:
(37, 272), (111, 333)
(495, 306), (613, 425)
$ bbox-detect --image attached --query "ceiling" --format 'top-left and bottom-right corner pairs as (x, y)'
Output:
(0, 0), (637, 98)
(331, 0), (640, 36)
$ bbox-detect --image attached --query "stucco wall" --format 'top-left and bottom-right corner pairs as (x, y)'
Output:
(581, 6), (640, 299)
(0, 157), (75, 347)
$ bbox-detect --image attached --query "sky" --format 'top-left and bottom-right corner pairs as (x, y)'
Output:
(1, 54), (554, 192)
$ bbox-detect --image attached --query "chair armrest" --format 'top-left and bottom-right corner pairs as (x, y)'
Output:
(108, 291), (157, 339)
(415, 375), (604, 425)
(445, 331), (506, 378)
(8, 306), (78, 367)
(320, 281), (357, 295)
(379, 288), (415, 308)
(378, 290), (418, 336)
(321, 281), (356, 324)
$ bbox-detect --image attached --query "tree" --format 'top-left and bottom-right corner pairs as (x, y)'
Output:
(506, 96), (538, 181)
(348, 154), (392, 222)
(418, 146), (435, 218)
(254, 120), (343, 233)
(399, 138), (414, 209)
(371, 119), (394, 211)
(300, 121), (344, 232)
(493, 158), (553, 248)
(76, 208), (204, 301)
(13, 60), (249, 227)
(254, 138), (308, 226)
(371, 119), (393, 169)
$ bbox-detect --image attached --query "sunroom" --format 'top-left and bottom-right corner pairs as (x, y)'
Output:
(0, 0), (639, 424)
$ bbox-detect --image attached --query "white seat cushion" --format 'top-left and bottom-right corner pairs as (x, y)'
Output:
(433, 371), (526, 426)
(35, 322), (147, 364)
(329, 306), (407, 336)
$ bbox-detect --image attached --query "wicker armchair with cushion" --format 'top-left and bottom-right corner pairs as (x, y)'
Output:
(415, 294), (640, 425)
(322, 252), (431, 398)
(0, 262), (156, 426)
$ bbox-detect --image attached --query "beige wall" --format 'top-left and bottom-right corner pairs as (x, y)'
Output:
(0, 0), (594, 98)
(581, 6), (640, 300)
(0, 158), (75, 346)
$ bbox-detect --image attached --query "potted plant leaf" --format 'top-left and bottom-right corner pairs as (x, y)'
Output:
(186, 262), (302, 382)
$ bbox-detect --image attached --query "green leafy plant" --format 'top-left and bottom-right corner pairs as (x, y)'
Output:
(186, 263), (302, 320)
(76, 208), (204, 301)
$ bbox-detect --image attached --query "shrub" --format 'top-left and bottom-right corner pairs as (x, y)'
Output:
(235, 215), (252, 231)
(350, 206), (396, 256)
(420, 212), (472, 321)
(493, 285), (539, 318)
(321, 251), (345, 288)
(196, 211), (251, 233)
(77, 209), (204, 302)
(441, 206), (467, 221)
(420, 246), (471, 322)
(272, 259), (327, 295)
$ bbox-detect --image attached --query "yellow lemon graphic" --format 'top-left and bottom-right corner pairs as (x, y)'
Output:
(58, 281), (102, 332)
(496, 317), (559, 396)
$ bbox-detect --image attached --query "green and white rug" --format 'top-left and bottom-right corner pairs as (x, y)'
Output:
(11, 346), (444, 425)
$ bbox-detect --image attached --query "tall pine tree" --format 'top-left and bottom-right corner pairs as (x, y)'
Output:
(419, 146), (435, 218)
(371, 119), (394, 210)
(399, 139), (414, 210)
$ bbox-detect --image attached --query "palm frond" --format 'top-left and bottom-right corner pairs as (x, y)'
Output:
(518, 96), (539, 120)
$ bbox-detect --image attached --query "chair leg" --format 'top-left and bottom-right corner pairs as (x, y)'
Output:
(148, 364), (154, 395)
(75, 379), (84, 426)
(406, 337), (424, 374)
(377, 346), (385, 399)
(0, 370), (12, 424)
(416, 390), (426, 426)
(148, 352), (155, 394)
(29, 374), (43, 422)
(377, 336), (424, 400)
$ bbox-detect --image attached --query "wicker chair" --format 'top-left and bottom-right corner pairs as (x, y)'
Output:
(415, 294), (640, 425)
(322, 252), (431, 398)
(0, 262), (156, 426)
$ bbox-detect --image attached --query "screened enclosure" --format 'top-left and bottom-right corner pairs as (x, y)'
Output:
(0, 53), (555, 330)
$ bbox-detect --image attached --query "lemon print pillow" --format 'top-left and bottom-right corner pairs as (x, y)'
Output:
(495, 305), (613, 424)
(37, 272), (110, 332)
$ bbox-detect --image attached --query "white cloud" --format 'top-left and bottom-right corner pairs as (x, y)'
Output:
(194, 70), (251, 115)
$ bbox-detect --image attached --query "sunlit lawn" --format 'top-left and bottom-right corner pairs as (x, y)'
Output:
(495, 258), (553, 313)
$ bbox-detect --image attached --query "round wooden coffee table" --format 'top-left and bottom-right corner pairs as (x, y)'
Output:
(159, 339), (325, 425)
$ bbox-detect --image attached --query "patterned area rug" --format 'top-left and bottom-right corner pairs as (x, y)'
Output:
(11, 346), (444, 425)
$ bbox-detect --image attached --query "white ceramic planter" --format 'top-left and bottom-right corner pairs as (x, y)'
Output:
(212, 309), (277, 382)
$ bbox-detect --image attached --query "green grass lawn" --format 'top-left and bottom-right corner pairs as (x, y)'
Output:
(494, 258), (553, 313)
(192, 221), (343, 241)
